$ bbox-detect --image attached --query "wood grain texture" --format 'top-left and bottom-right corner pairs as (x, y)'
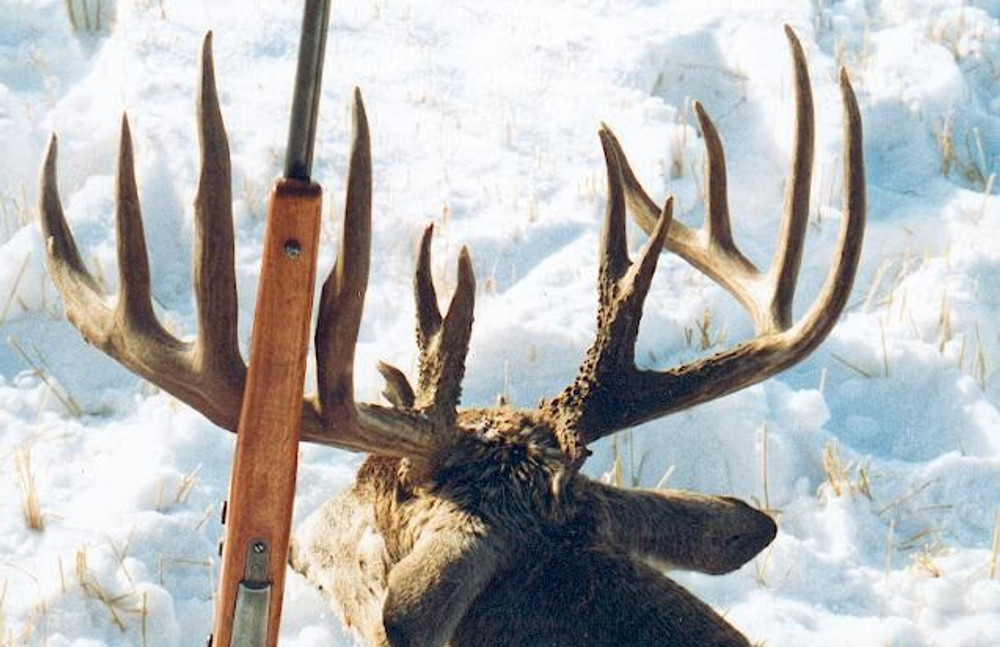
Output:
(213, 179), (322, 646)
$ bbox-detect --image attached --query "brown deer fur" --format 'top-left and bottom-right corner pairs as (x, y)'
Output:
(292, 408), (777, 646)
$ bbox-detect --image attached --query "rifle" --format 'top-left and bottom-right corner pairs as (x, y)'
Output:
(211, 0), (332, 644)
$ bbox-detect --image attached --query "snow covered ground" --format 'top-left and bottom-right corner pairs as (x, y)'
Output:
(1, 0), (999, 644)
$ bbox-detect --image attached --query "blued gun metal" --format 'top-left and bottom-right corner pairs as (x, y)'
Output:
(284, 0), (332, 181)
(230, 541), (272, 647)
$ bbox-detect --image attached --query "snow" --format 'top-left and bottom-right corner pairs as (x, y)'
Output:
(1, 0), (998, 645)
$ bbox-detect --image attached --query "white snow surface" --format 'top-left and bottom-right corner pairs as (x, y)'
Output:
(1, 0), (999, 645)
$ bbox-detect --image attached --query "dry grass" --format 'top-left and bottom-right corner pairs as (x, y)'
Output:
(58, 556), (66, 594)
(971, 324), (988, 391)
(978, 173), (996, 220)
(669, 100), (692, 180)
(934, 114), (996, 192)
(821, 441), (849, 496)
(0, 569), (48, 645)
(879, 320), (891, 378)
(936, 114), (956, 178)
(578, 170), (600, 203)
(106, 533), (136, 585)
(830, 352), (872, 378)
(938, 290), (953, 352)
(140, 591), (150, 647)
(752, 544), (775, 588)
(929, 8), (997, 64)
(884, 518), (896, 573)
(74, 548), (143, 631)
(877, 479), (935, 518)
(819, 441), (873, 500)
(7, 336), (82, 417)
(64, 0), (104, 33)
(0, 185), (31, 242)
(0, 581), (8, 645)
(0, 253), (30, 325)
(989, 511), (999, 579)
(653, 463), (675, 491)
(606, 435), (625, 488)
(14, 448), (43, 532)
(898, 526), (942, 552)
(944, 317), (991, 393)
(133, 0), (166, 19)
(193, 503), (214, 532)
(155, 465), (202, 512)
(760, 421), (772, 514)
(910, 544), (946, 578)
(862, 258), (893, 314)
(684, 307), (727, 351)
(606, 429), (652, 489)
(880, 245), (996, 394)
(175, 465), (201, 505)
(833, 23), (873, 75)
(156, 554), (213, 588)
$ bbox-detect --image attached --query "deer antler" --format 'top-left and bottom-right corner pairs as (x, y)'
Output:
(40, 33), (446, 459)
(40, 34), (247, 433)
(546, 27), (865, 445)
(40, 27), (862, 471)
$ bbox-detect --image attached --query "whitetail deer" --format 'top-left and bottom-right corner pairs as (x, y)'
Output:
(39, 26), (864, 647)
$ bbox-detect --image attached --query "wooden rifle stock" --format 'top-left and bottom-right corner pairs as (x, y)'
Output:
(211, 180), (322, 646)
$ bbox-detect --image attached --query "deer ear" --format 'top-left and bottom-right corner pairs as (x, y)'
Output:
(382, 523), (502, 646)
(585, 481), (776, 575)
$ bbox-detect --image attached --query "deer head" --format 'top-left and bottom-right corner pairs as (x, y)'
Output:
(39, 26), (864, 647)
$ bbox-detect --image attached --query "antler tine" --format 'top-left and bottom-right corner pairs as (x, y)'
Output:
(40, 113), (228, 423)
(315, 88), (372, 424)
(40, 135), (104, 301)
(40, 35), (450, 455)
(599, 126), (631, 289)
(39, 33), (250, 433)
(767, 25), (815, 330)
(603, 126), (766, 327)
(596, 129), (674, 365)
(115, 115), (162, 331)
(39, 132), (126, 374)
(689, 102), (770, 329)
(607, 27), (822, 335)
(613, 67), (863, 434)
(193, 31), (245, 385)
(413, 225), (476, 427)
(692, 102), (738, 260)
(377, 360), (416, 409)
(424, 247), (475, 425)
(791, 68), (864, 350)
(415, 224), (443, 348)
(552, 27), (865, 445)
(306, 89), (442, 457)
(548, 133), (672, 447)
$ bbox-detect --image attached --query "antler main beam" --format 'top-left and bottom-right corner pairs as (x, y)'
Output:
(549, 28), (865, 443)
